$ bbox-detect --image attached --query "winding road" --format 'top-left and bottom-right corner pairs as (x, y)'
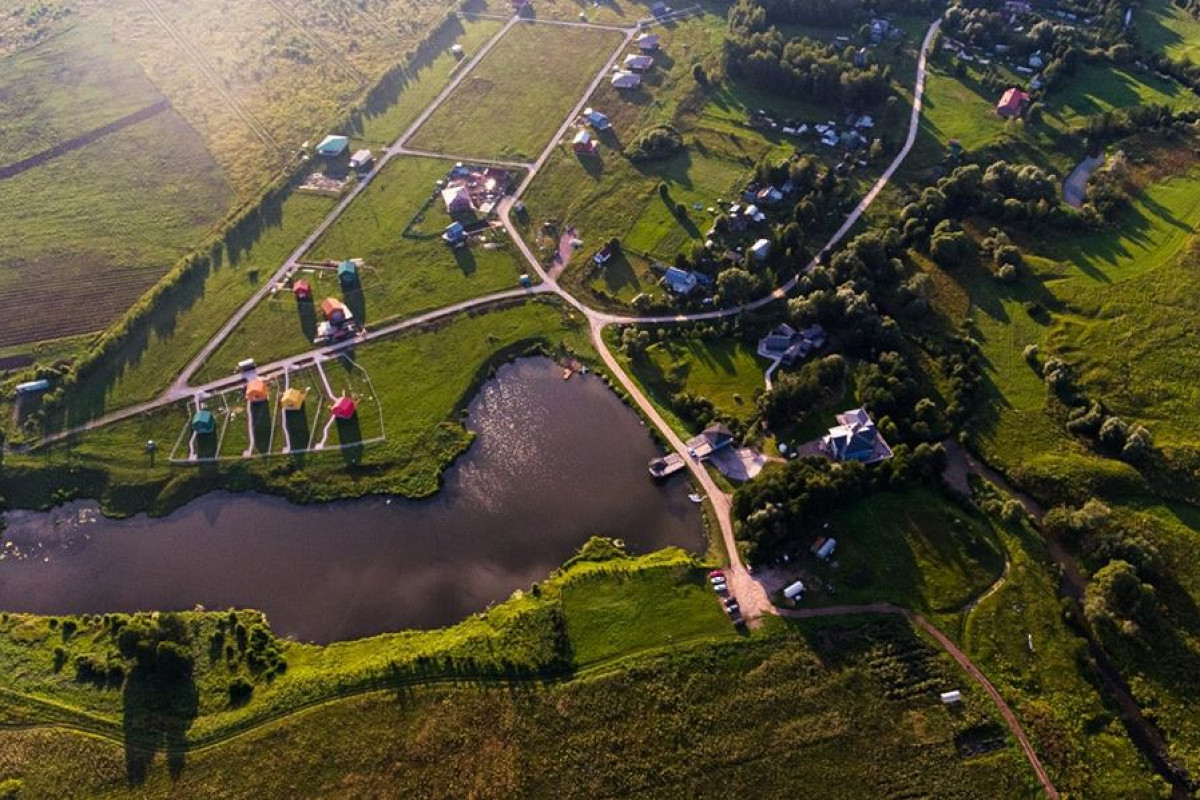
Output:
(12, 13), (1062, 796)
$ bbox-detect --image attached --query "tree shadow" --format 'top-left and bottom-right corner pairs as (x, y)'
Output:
(284, 409), (310, 461)
(122, 662), (199, 786)
(297, 298), (317, 342)
(453, 246), (478, 276)
(336, 415), (364, 465)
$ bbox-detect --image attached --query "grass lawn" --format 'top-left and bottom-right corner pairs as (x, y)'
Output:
(349, 15), (504, 147)
(194, 156), (527, 381)
(626, 337), (767, 428)
(408, 22), (624, 161)
(784, 488), (1006, 615)
(1044, 61), (1200, 130)
(1136, 0), (1200, 62)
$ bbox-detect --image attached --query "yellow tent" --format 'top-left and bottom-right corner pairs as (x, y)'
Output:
(280, 387), (306, 411)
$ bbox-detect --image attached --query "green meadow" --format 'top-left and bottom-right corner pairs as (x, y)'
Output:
(409, 22), (624, 161)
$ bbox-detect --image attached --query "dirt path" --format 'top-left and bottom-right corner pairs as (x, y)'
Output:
(778, 602), (1059, 798)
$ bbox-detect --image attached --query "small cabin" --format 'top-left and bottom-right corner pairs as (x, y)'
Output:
(245, 378), (268, 404)
(783, 580), (806, 600)
(280, 387), (306, 412)
(191, 409), (216, 435)
(349, 149), (373, 170)
(293, 279), (312, 301)
(316, 135), (349, 157)
(320, 297), (351, 324)
(940, 690), (962, 704)
(337, 259), (358, 286)
(331, 395), (357, 420)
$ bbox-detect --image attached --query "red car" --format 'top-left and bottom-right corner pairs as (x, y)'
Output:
(708, 570), (725, 580)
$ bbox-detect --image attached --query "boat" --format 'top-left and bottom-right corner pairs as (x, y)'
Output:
(688, 493), (704, 503)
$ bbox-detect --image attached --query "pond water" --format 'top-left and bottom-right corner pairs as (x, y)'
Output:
(0, 359), (704, 643)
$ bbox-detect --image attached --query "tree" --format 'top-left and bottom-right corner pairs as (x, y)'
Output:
(929, 220), (973, 267)
(716, 267), (758, 304)
(1085, 560), (1158, 636)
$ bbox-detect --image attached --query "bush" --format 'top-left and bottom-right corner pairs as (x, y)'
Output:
(228, 676), (254, 705)
(627, 125), (684, 162)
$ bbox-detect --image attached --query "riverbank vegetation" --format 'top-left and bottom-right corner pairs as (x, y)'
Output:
(0, 543), (1040, 797)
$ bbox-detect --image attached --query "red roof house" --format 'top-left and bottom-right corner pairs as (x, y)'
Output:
(293, 279), (312, 300)
(996, 88), (1029, 118)
(320, 297), (351, 324)
(331, 395), (357, 420)
(572, 129), (597, 155)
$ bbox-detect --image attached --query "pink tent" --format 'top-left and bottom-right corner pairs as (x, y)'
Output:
(331, 395), (357, 419)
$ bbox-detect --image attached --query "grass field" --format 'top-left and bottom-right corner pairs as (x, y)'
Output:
(408, 22), (624, 161)
(4, 300), (595, 515)
(194, 156), (527, 381)
(0, 556), (1042, 798)
(962, 506), (1163, 796)
(625, 337), (767, 427)
(1137, 0), (1200, 63)
(1045, 61), (1200, 130)
(780, 488), (1007, 615)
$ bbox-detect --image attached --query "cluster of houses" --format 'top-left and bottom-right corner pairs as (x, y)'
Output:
(572, 107), (612, 156)
(749, 109), (875, 151)
(289, 261), (361, 344)
(611, 33), (659, 90)
(438, 164), (513, 245)
(314, 134), (374, 171)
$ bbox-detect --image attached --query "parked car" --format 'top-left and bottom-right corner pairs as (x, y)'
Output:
(708, 570), (725, 580)
(723, 597), (738, 609)
(725, 602), (741, 615)
(709, 575), (727, 586)
(715, 582), (729, 595)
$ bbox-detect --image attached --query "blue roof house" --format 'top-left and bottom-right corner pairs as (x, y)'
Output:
(663, 267), (698, 295)
(316, 135), (349, 157)
(337, 259), (358, 285)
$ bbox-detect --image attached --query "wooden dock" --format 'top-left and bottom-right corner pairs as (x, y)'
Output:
(649, 452), (686, 478)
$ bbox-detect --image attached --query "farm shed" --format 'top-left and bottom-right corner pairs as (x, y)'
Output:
(584, 108), (611, 130)
(337, 260), (358, 285)
(14, 379), (50, 395)
(623, 54), (654, 71)
(293, 279), (312, 300)
(320, 297), (351, 324)
(572, 129), (596, 154)
(349, 149), (374, 170)
(635, 33), (660, 51)
(610, 71), (641, 89)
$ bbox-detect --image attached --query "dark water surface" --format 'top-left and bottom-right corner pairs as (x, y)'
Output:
(0, 359), (703, 642)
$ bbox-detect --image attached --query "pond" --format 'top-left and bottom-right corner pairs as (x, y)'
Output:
(0, 358), (704, 643)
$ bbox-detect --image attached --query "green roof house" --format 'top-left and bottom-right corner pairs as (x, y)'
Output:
(338, 259), (358, 285)
(191, 409), (216, 435)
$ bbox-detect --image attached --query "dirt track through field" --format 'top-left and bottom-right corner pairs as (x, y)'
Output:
(0, 100), (171, 181)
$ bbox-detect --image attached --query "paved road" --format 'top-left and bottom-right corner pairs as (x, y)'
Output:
(1063, 154), (1102, 208)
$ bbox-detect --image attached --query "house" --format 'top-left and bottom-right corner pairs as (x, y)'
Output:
(316, 135), (349, 157)
(623, 54), (654, 71)
(593, 245), (614, 265)
(572, 129), (597, 155)
(331, 395), (357, 420)
(280, 388), (306, 412)
(14, 379), (50, 395)
(636, 33), (660, 51)
(783, 580), (806, 600)
(1030, 75), (1044, 91)
(685, 422), (735, 460)
(749, 238), (772, 261)
(755, 185), (783, 205)
(869, 18), (891, 44)
(191, 409), (216, 435)
(742, 203), (766, 224)
(756, 322), (826, 364)
(245, 378), (268, 404)
(349, 149), (373, 170)
(820, 130), (839, 147)
(996, 87), (1029, 118)
(320, 297), (351, 324)
(293, 279), (312, 301)
(855, 114), (874, 129)
(443, 221), (467, 244)
(663, 266), (698, 295)
(584, 107), (611, 130)
(1028, 53), (1044, 69)
(337, 259), (358, 286)
(450, 44), (464, 58)
(442, 184), (473, 214)
(940, 690), (963, 704)
(821, 407), (893, 463)
(610, 70), (641, 89)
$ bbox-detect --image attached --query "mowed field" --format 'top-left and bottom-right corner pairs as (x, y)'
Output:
(1136, 0), (1200, 62)
(408, 22), (624, 161)
(195, 156), (527, 381)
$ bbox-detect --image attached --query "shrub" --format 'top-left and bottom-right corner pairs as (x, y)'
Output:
(228, 676), (254, 705)
(627, 125), (684, 162)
